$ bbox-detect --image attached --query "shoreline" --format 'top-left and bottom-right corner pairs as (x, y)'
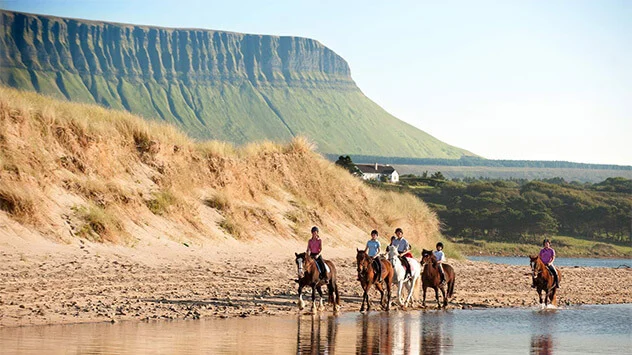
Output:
(2, 243), (631, 329)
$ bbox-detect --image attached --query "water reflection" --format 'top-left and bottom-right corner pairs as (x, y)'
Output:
(530, 334), (554, 355)
(529, 310), (557, 355)
(351, 312), (451, 354)
(296, 313), (337, 354)
(420, 312), (451, 355)
(2, 305), (630, 354)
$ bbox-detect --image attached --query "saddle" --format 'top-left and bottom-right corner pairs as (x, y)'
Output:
(315, 260), (331, 274)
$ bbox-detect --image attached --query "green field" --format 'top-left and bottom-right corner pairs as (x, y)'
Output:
(395, 165), (632, 183)
(453, 235), (632, 258)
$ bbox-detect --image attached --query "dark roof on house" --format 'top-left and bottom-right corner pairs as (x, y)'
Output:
(355, 164), (396, 174)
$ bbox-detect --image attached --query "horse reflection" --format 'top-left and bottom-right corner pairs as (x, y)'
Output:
(530, 334), (554, 355)
(420, 314), (448, 355)
(357, 314), (381, 354)
(296, 314), (338, 354)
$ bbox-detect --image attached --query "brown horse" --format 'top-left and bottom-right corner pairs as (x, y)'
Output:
(420, 249), (455, 309)
(529, 255), (561, 307)
(356, 249), (394, 312)
(295, 252), (340, 311)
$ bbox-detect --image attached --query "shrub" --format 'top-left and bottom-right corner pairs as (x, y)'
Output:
(145, 190), (177, 215)
(0, 184), (38, 224)
(73, 204), (123, 243)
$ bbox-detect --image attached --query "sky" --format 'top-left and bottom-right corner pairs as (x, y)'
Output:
(2, 0), (631, 165)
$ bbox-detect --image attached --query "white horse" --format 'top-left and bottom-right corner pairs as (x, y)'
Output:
(386, 245), (420, 307)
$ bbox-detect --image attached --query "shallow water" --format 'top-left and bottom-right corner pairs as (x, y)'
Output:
(1, 304), (630, 354)
(467, 256), (631, 268)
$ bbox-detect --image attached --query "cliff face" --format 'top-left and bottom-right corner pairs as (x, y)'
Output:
(1, 11), (352, 86)
(0, 10), (474, 158)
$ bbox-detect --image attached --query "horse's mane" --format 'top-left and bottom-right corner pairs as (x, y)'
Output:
(295, 252), (311, 262)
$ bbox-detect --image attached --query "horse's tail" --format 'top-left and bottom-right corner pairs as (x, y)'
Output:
(445, 264), (455, 298)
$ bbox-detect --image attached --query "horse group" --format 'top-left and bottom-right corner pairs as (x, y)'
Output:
(295, 250), (560, 312)
(294, 246), (456, 312)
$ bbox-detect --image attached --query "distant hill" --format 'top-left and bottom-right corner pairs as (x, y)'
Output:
(0, 10), (475, 159)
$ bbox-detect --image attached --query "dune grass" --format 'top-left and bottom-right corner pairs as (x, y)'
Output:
(0, 86), (442, 248)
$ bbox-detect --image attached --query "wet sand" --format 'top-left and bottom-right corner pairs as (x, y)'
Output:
(1, 243), (631, 328)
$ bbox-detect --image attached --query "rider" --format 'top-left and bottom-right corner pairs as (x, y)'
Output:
(434, 242), (447, 286)
(391, 228), (413, 279)
(364, 230), (382, 282)
(307, 226), (327, 282)
(534, 238), (560, 289)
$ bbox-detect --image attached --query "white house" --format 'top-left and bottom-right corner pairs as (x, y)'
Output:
(355, 163), (399, 183)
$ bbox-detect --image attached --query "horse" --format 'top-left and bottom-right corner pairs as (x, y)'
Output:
(420, 249), (455, 309)
(386, 245), (421, 307)
(529, 255), (561, 307)
(295, 252), (340, 312)
(356, 249), (394, 312)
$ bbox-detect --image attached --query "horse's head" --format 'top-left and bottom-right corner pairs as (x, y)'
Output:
(529, 255), (543, 280)
(295, 252), (307, 279)
(386, 245), (398, 262)
(420, 249), (435, 266)
(356, 249), (369, 277)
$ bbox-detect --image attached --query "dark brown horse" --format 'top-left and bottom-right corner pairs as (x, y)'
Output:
(529, 255), (561, 307)
(420, 249), (455, 309)
(356, 249), (394, 312)
(295, 252), (340, 311)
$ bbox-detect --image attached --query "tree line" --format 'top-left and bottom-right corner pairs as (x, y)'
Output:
(396, 175), (631, 244)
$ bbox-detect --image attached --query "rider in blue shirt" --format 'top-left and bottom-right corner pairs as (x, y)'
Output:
(364, 230), (382, 282)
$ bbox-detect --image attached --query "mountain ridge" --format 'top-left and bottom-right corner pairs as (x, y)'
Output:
(0, 10), (475, 159)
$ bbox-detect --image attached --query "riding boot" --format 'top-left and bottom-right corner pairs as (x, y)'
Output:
(439, 266), (446, 286)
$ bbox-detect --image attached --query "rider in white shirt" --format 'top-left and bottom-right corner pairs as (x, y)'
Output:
(433, 242), (447, 286)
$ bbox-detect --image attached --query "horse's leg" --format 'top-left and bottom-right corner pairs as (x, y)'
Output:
(405, 277), (417, 307)
(440, 284), (448, 308)
(376, 282), (385, 310)
(434, 287), (441, 309)
(422, 285), (427, 308)
(317, 286), (324, 311)
(311, 285), (318, 311)
(385, 279), (391, 311)
(537, 288), (544, 306)
(334, 281), (340, 312)
(298, 283), (305, 310)
(360, 287), (367, 312)
(397, 280), (404, 306)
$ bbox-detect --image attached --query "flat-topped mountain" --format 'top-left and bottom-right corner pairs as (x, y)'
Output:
(0, 10), (474, 158)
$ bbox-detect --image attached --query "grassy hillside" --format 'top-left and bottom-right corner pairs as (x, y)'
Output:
(0, 10), (475, 159)
(0, 86), (441, 250)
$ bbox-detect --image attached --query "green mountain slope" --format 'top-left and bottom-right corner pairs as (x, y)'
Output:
(0, 10), (475, 158)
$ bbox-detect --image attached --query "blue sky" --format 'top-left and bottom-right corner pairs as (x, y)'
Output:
(2, 0), (631, 165)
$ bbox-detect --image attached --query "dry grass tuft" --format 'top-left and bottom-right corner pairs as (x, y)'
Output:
(0, 182), (39, 224)
(145, 189), (178, 215)
(73, 204), (123, 243)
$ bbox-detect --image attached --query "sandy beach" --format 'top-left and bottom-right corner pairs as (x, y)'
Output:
(2, 240), (631, 328)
